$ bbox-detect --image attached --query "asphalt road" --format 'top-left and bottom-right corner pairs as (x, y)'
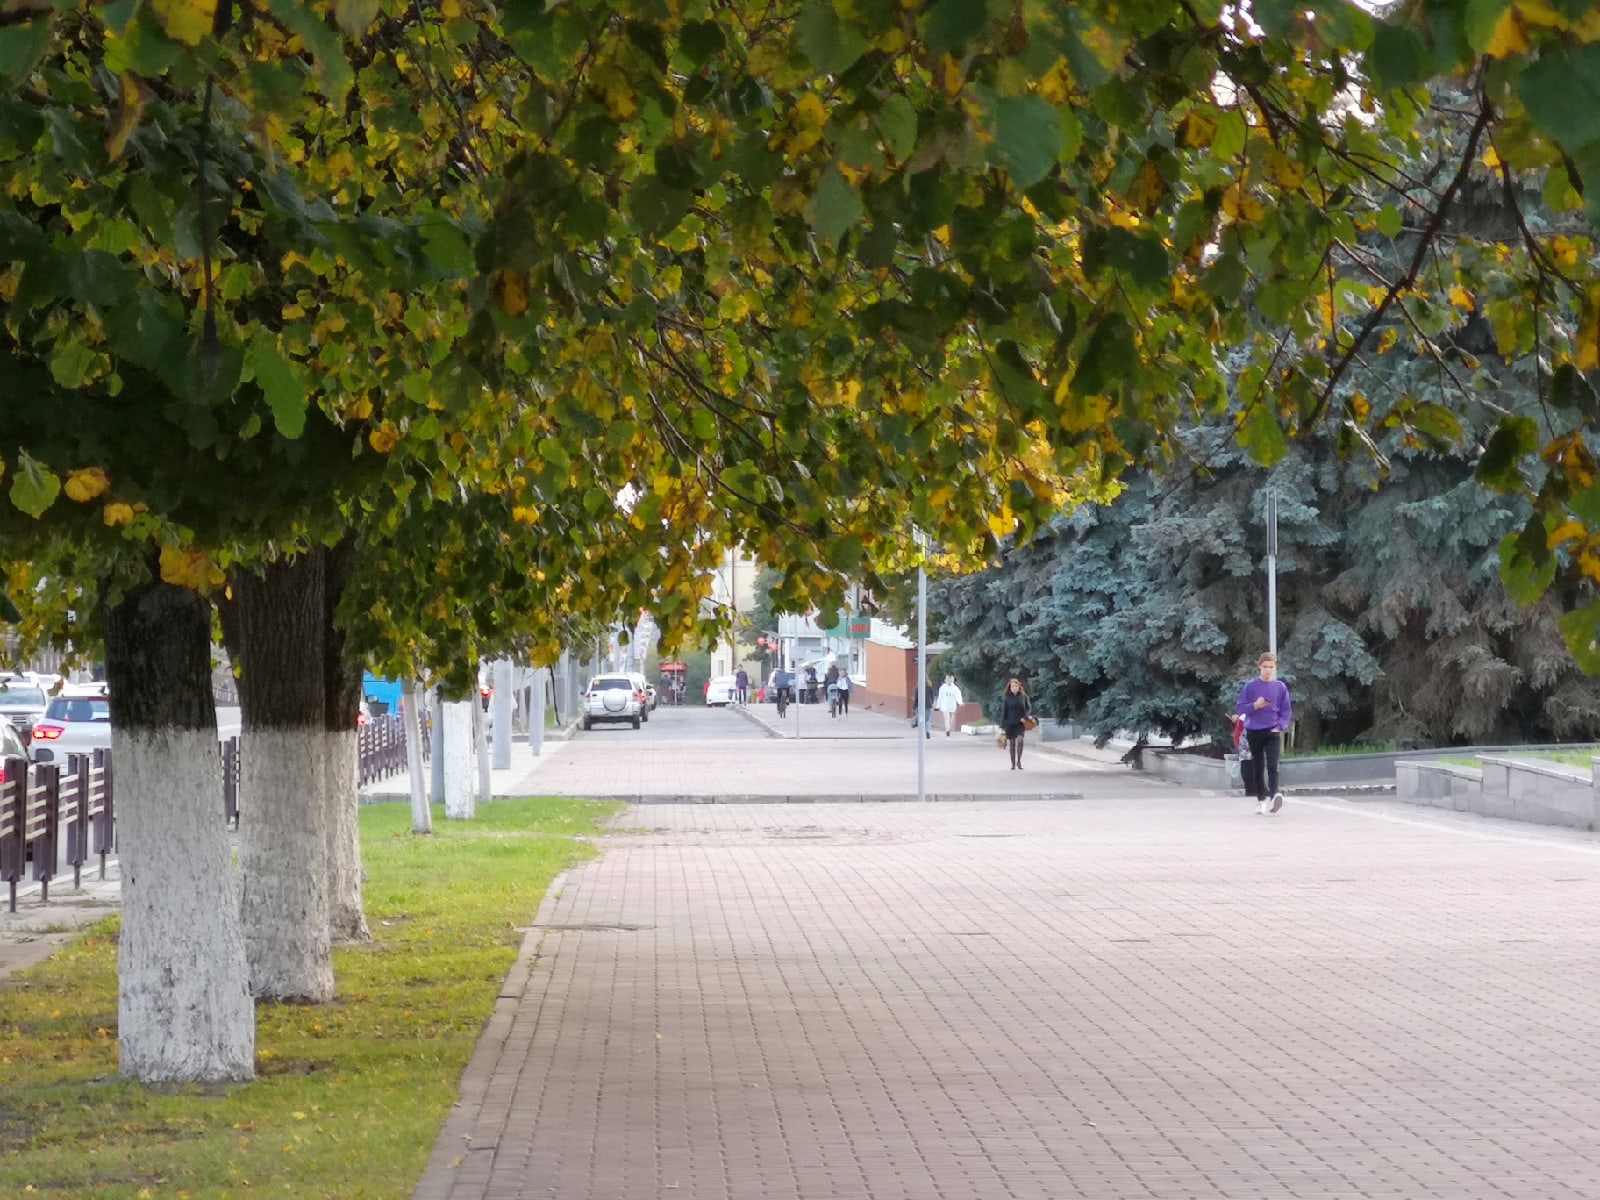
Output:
(577, 700), (769, 741)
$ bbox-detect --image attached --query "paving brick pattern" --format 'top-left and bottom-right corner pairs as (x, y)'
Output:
(417, 794), (1600, 1199)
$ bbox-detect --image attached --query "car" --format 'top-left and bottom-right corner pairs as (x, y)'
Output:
(627, 673), (653, 722)
(0, 676), (51, 744)
(0, 719), (26, 779)
(705, 674), (738, 706)
(29, 684), (111, 763)
(582, 674), (645, 730)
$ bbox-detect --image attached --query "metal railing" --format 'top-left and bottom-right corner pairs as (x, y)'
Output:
(2, 715), (426, 911)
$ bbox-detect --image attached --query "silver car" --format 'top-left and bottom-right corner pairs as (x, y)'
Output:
(581, 675), (644, 731)
(0, 677), (50, 745)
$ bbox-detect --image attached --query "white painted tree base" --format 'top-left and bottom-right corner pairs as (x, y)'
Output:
(443, 701), (476, 819)
(116, 730), (254, 1082)
(239, 728), (335, 1002)
(325, 729), (369, 944)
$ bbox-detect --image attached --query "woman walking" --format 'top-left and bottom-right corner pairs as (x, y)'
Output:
(999, 677), (1032, 769)
(936, 675), (964, 736)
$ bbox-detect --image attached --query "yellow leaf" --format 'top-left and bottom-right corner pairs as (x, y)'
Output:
(1579, 288), (1600, 372)
(102, 501), (134, 526)
(368, 424), (400, 454)
(106, 73), (147, 163)
(1448, 286), (1474, 310)
(1482, 146), (1503, 170)
(1548, 518), (1586, 549)
(440, 0), (460, 16)
(1485, 8), (1530, 58)
(159, 547), (211, 590)
(150, 0), (217, 47)
(939, 54), (963, 97)
(494, 270), (528, 318)
(63, 467), (110, 502)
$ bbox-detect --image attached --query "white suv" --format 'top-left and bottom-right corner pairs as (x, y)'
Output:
(30, 683), (111, 763)
(582, 675), (645, 731)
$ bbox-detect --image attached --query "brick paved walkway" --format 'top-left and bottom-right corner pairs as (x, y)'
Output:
(416, 793), (1600, 1199)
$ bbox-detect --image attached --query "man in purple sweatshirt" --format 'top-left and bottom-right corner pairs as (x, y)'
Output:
(1236, 652), (1292, 815)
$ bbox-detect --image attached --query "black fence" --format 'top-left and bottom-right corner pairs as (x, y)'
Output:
(4, 714), (425, 912)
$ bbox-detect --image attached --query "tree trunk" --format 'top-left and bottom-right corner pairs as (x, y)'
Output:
(103, 568), (254, 1083)
(442, 700), (476, 819)
(429, 685), (445, 804)
(404, 682), (433, 834)
(322, 538), (369, 945)
(234, 551), (335, 1003)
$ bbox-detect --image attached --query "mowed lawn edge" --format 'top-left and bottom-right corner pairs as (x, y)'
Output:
(0, 796), (622, 1199)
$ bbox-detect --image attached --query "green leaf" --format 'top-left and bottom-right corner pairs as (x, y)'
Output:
(0, 17), (52, 85)
(1569, 482), (1600, 530)
(796, 2), (867, 75)
(246, 335), (307, 439)
(1551, 362), (1600, 419)
(266, 0), (353, 97)
(1376, 205), (1403, 237)
(1557, 599), (1600, 674)
(420, 220), (475, 277)
(48, 336), (96, 389)
(1211, 110), (1247, 159)
(1518, 43), (1600, 152)
(988, 95), (1062, 189)
(1072, 313), (1134, 396)
(9, 451), (60, 518)
(875, 94), (918, 162)
(804, 166), (863, 244)
(1239, 403), (1288, 467)
(1251, 0), (1300, 37)
(680, 20), (726, 67)
(923, 0), (988, 58)
(628, 176), (693, 240)
(1498, 525), (1555, 604)
(334, 0), (380, 36)
(1103, 227), (1168, 289)
(1475, 415), (1539, 493)
(1366, 23), (1429, 91)
(537, 438), (571, 473)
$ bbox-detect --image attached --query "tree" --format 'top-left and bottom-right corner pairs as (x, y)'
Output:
(6, 0), (1600, 1085)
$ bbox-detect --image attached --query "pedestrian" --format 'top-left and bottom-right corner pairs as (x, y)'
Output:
(824, 663), (839, 716)
(735, 667), (749, 705)
(1236, 651), (1292, 814)
(922, 677), (937, 737)
(999, 677), (1031, 769)
(836, 666), (852, 716)
(936, 674), (964, 736)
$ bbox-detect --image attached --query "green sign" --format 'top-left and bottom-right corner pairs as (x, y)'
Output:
(822, 613), (871, 638)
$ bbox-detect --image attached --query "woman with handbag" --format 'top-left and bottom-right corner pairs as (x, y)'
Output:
(999, 677), (1033, 770)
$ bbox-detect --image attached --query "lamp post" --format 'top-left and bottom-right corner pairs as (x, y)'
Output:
(915, 527), (927, 803)
(1266, 488), (1278, 657)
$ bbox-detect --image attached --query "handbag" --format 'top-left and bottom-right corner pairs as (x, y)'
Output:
(996, 730), (1008, 747)
(1022, 715), (1039, 732)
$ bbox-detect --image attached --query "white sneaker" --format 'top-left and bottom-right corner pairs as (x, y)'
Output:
(1256, 799), (1267, 815)
(1270, 792), (1284, 814)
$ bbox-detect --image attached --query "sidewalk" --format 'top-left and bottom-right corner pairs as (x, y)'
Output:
(417, 794), (1600, 1199)
(359, 735), (575, 805)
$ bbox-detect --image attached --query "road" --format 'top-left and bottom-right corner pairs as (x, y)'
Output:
(578, 700), (768, 741)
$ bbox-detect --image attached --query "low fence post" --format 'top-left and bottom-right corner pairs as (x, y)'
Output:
(89, 747), (113, 880)
(0, 756), (22, 913)
(26, 762), (59, 904)
(61, 753), (87, 889)
(223, 737), (240, 829)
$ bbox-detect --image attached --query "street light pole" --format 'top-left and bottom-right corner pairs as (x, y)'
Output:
(916, 527), (927, 804)
(1266, 488), (1278, 657)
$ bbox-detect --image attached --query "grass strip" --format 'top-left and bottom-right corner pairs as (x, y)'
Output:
(0, 796), (620, 1198)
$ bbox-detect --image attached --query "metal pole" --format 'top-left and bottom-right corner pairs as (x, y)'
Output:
(492, 658), (513, 768)
(916, 531), (927, 804)
(1266, 488), (1278, 656)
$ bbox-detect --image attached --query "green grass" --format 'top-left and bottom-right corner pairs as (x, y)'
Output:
(0, 796), (620, 1199)
(1281, 741), (1405, 758)
(1429, 751), (1600, 771)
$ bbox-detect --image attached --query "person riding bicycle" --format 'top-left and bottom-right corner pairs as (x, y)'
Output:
(772, 666), (793, 716)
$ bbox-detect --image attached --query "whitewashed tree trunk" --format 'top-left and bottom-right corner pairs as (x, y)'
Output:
(429, 686), (445, 804)
(322, 537), (369, 945)
(234, 552), (335, 1004)
(404, 682), (432, 834)
(443, 700), (476, 819)
(238, 729), (334, 1000)
(324, 728), (369, 944)
(472, 697), (491, 804)
(105, 571), (253, 1083)
(492, 658), (513, 768)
